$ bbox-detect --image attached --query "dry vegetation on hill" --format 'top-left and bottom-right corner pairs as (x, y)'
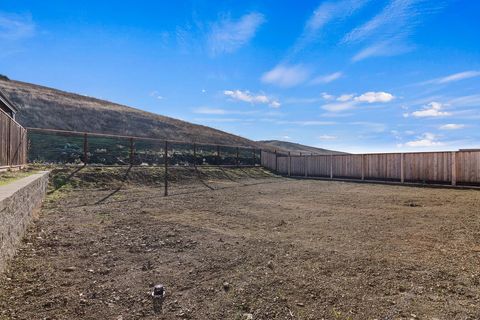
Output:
(0, 78), (262, 148)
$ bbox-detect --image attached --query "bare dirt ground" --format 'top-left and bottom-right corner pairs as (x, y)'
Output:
(1, 166), (480, 320)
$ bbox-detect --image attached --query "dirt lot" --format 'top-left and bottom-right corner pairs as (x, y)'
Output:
(1, 166), (480, 320)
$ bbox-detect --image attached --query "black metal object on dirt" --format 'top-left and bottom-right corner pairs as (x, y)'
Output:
(152, 284), (166, 313)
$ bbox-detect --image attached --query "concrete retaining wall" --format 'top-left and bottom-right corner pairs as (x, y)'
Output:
(0, 171), (49, 273)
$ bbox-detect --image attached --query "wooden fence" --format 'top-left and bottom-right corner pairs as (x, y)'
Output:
(261, 150), (480, 187)
(0, 110), (27, 168)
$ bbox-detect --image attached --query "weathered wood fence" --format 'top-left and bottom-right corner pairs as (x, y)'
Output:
(0, 110), (27, 169)
(261, 150), (480, 187)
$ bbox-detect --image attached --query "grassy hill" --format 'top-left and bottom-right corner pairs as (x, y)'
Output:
(259, 140), (345, 155)
(0, 77), (346, 156)
(0, 78), (262, 148)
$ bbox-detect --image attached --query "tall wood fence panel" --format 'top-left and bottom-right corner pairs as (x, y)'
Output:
(306, 155), (330, 177)
(365, 153), (401, 180)
(456, 151), (480, 184)
(261, 150), (480, 187)
(333, 154), (363, 179)
(0, 111), (27, 168)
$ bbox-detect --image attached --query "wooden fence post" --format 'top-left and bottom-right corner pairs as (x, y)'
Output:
(330, 154), (334, 179)
(400, 153), (405, 183)
(275, 150), (278, 172)
(83, 133), (89, 164)
(164, 141), (168, 196)
(288, 152), (291, 176)
(129, 137), (135, 165)
(451, 151), (457, 186)
(304, 155), (308, 177)
(361, 154), (365, 181)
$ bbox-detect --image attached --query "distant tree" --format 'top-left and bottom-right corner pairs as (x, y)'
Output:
(0, 74), (10, 81)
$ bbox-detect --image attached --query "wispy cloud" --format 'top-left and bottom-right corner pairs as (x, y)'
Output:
(272, 120), (336, 127)
(318, 134), (337, 140)
(224, 90), (280, 108)
(261, 64), (310, 87)
(207, 12), (265, 56)
(290, 0), (370, 56)
(406, 102), (451, 118)
(439, 124), (465, 130)
(352, 39), (413, 61)
(421, 71), (480, 85)
(345, 0), (445, 61)
(310, 71), (343, 84)
(322, 101), (357, 112)
(149, 91), (164, 100)
(0, 12), (35, 40)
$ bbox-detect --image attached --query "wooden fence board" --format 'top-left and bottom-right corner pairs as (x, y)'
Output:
(0, 111), (27, 167)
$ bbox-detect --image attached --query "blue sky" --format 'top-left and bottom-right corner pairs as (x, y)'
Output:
(1, 0), (479, 153)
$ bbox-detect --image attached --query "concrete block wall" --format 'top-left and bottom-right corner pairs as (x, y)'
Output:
(0, 171), (49, 273)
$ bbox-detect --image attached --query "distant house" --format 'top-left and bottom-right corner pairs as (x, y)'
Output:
(0, 89), (18, 119)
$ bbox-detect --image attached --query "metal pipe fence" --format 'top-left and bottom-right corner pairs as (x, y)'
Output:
(27, 128), (262, 195)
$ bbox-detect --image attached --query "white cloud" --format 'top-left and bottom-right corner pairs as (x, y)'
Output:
(322, 92), (335, 100)
(424, 71), (480, 85)
(311, 71), (343, 84)
(224, 90), (280, 108)
(410, 102), (451, 118)
(322, 91), (395, 112)
(439, 124), (465, 130)
(269, 101), (281, 108)
(0, 12), (35, 40)
(318, 135), (337, 140)
(207, 12), (265, 56)
(402, 133), (444, 147)
(149, 91), (164, 100)
(261, 64), (310, 87)
(354, 91), (395, 103)
(337, 94), (354, 102)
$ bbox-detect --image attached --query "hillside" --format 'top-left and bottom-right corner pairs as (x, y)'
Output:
(259, 140), (345, 155)
(0, 78), (262, 148)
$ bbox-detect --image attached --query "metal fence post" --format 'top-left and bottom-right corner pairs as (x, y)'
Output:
(193, 143), (197, 167)
(217, 145), (220, 166)
(83, 133), (89, 164)
(164, 140), (168, 196)
(129, 137), (135, 165)
(252, 148), (256, 166)
(236, 147), (239, 167)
